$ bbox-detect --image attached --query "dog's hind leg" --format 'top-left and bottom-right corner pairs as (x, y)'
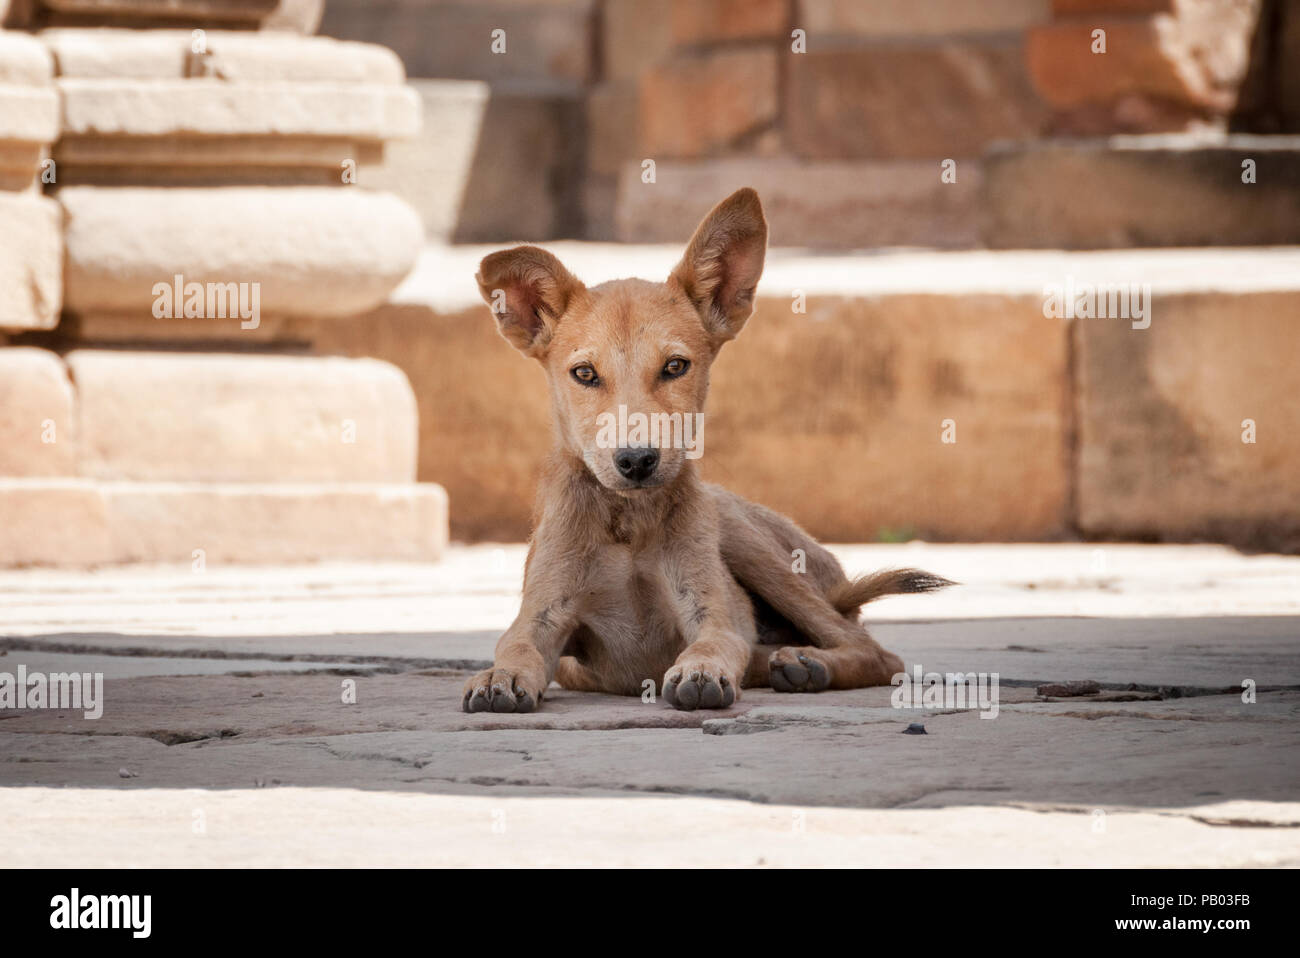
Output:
(713, 484), (878, 649)
(554, 655), (604, 692)
(715, 485), (947, 690)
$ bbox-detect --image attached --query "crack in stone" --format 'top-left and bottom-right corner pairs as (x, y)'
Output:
(0, 637), (489, 673)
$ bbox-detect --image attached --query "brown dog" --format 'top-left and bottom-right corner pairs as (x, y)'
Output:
(462, 188), (951, 713)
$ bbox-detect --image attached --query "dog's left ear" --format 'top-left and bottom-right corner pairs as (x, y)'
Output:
(669, 187), (767, 345)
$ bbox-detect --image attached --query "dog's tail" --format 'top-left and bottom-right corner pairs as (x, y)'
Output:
(827, 568), (955, 613)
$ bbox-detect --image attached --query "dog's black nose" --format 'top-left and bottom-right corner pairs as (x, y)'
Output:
(614, 447), (659, 482)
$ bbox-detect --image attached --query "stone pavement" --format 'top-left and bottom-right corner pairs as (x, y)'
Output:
(1, 543), (1298, 867)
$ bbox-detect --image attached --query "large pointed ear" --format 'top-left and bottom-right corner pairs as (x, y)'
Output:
(669, 188), (767, 344)
(476, 245), (586, 357)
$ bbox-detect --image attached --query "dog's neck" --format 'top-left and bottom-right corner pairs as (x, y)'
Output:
(547, 448), (698, 548)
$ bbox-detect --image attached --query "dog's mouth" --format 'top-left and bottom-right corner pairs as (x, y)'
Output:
(611, 477), (665, 494)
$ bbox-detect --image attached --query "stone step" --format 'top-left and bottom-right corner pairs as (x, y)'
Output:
(0, 348), (419, 483)
(0, 346), (74, 476)
(37, 28), (419, 185)
(614, 157), (982, 248)
(799, 0), (1050, 36)
(0, 193), (60, 330)
(0, 30), (58, 192)
(0, 478), (447, 565)
(612, 135), (1300, 249)
(58, 185), (423, 318)
(982, 134), (1300, 248)
(8, 0), (319, 30)
(41, 27), (403, 81)
(347, 243), (1300, 548)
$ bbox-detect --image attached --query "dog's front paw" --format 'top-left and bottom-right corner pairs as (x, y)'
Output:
(462, 667), (544, 714)
(662, 662), (737, 711)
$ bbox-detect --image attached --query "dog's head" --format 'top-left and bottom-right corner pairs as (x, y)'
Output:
(476, 188), (767, 494)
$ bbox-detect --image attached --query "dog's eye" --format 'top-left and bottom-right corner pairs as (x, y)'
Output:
(662, 357), (690, 378)
(571, 364), (599, 386)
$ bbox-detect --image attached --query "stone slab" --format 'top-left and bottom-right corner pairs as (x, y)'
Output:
(0, 193), (61, 331)
(1, 786), (1293, 867)
(1, 672), (1296, 811)
(66, 350), (418, 483)
(785, 37), (1047, 159)
(376, 243), (1300, 542)
(982, 135), (1300, 247)
(39, 0), (278, 22)
(6, 544), (1296, 684)
(1, 541), (1297, 865)
(1075, 290), (1300, 549)
(0, 27), (54, 84)
(799, 0), (1050, 36)
(0, 479), (448, 565)
(58, 77), (418, 139)
(615, 156), (982, 247)
(4, 649), (368, 679)
(60, 185), (423, 318)
(52, 133), (360, 178)
(0, 83), (59, 144)
(639, 47), (778, 158)
(41, 28), (403, 81)
(0, 347), (75, 476)
(319, 291), (1069, 543)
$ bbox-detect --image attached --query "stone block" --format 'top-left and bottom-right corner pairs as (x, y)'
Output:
(0, 478), (448, 565)
(0, 347), (75, 476)
(65, 350), (419, 483)
(799, 0), (1049, 36)
(639, 47), (778, 158)
(0, 193), (61, 330)
(1076, 291), (1300, 549)
(671, 0), (787, 44)
(60, 185), (423, 318)
(785, 38), (1047, 159)
(615, 156), (981, 247)
(981, 135), (1300, 248)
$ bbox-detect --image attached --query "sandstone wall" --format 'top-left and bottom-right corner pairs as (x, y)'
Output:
(319, 0), (1300, 248)
(0, 1), (448, 566)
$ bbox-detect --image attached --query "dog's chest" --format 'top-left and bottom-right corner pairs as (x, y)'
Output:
(576, 543), (685, 661)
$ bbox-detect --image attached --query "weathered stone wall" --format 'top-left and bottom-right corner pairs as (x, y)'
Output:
(5, 1), (1297, 557)
(319, 0), (1300, 248)
(304, 247), (1300, 550)
(0, 1), (448, 566)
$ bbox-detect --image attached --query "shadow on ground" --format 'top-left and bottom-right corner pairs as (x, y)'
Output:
(2, 615), (1298, 813)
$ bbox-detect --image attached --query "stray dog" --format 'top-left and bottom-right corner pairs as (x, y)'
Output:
(463, 188), (952, 713)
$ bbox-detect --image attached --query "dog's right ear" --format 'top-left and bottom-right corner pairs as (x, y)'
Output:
(476, 246), (585, 357)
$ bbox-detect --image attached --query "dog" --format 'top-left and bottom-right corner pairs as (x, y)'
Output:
(462, 188), (952, 713)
